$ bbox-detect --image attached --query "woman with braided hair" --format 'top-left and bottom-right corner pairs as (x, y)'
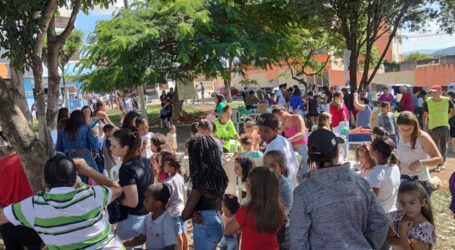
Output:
(182, 134), (228, 250)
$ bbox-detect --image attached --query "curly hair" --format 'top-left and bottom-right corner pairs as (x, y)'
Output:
(235, 155), (256, 182)
(187, 135), (228, 198)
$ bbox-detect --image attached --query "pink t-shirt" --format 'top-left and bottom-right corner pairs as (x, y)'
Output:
(378, 94), (394, 103)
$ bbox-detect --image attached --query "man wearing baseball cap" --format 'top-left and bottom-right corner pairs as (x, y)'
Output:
(290, 129), (388, 249)
(422, 85), (455, 172)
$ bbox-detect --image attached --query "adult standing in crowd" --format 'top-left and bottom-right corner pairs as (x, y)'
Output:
(167, 87), (175, 101)
(160, 90), (168, 107)
(56, 110), (100, 183)
(321, 86), (332, 113)
(330, 91), (350, 130)
(214, 94), (227, 119)
(110, 129), (155, 243)
(399, 86), (414, 112)
(306, 91), (319, 127)
(289, 88), (304, 115)
(182, 135), (228, 250)
(290, 129), (388, 250)
(257, 113), (299, 185)
(120, 91), (137, 113)
(422, 85), (455, 172)
(0, 154), (124, 249)
(200, 82), (205, 103)
(0, 146), (42, 250)
(272, 107), (309, 177)
(353, 92), (372, 128)
(397, 112), (443, 195)
(276, 84), (287, 106)
(245, 90), (258, 110)
(213, 104), (240, 152)
(378, 87), (394, 103)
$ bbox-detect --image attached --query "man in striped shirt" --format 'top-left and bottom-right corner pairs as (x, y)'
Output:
(0, 154), (125, 249)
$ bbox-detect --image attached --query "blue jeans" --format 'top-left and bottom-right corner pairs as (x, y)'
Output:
(117, 214), (148, 249)
(219, 234), (239, 250)
(294, 144), (308, 182)
(193, 210), (223, 250)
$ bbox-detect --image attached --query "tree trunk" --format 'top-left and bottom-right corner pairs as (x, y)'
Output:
(61, 65), (68, 108)
(9, 64), (33, 127)
(31, 55), (53, 156)
(224, 79), (232, 103)
(46, 37), (61, 157)
(137, 85), (148, 120)
(172, 84), (184, 121)
(0, 77), (47, 193)
(348, 48), (358, 92)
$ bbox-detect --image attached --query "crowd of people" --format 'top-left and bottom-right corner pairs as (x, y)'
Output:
(0, 84), (454, 250)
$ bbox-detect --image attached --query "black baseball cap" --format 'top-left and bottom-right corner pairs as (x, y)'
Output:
(256, 113), (279, 130)
(308, 129), (344, 155)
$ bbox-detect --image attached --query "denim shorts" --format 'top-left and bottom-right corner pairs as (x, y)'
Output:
(219, 234), (239, 250)
(175, 216), (187, 235)
(116, 213), (147, 249)
(193, 210), (223, 250)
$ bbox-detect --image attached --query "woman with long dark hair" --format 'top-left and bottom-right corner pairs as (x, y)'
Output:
(396, 111), (442, 196)
(55, 110), (99, 183)
(181, 135), (228, 250)
(214, 94), (226, 118)
(122, 111), (141, 131)
(110, 129), (155, 243)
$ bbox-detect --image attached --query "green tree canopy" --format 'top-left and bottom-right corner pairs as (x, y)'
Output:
(403, 51), (430, 61)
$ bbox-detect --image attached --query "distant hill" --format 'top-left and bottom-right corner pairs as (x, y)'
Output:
(431, 46), (455, 56)
(403, 49), (437, 57)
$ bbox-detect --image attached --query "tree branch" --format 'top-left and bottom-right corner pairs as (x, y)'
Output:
(58, 0), (83, 44)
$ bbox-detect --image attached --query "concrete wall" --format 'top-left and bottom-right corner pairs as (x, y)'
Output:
(415, 64), (455, 87)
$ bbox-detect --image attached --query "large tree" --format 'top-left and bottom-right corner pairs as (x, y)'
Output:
(0, 0), (113, 192)
(292, 0), (429, 92)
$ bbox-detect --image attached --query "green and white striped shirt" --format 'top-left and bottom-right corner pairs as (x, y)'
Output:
(4, 185), (125, 250)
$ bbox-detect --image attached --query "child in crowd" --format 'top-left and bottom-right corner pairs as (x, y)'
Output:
(166, 125), (178, 152)
(123, 183), (178, 250)
(225, 167), (283, 250)
(269, 93), (276, 106)
(102, 124), (117, 176)
(263, 150), (294, 249)
(355, 143), (376, 179)
(197, 119), (224, 161)
(317, 112), (332, 131)
(151, 133), (169, 153)
(136, 117), (154, 159)
(239, 134), (263, 159)
(371, 126), (389, 141)
(185, 122), (199, 155)
(377, 101), (399, 146)
(243, 117), (261, 151)
(387, 181), (436, 249)
(219, 195), (240, 250)
(161, 151), (189, 250)
(234, 156), (256, 205)
(160, 99), (173, 128)
(368, 136), (401, 214)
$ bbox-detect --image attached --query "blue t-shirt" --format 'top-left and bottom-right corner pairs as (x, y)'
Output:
(241, 151), (263, 159)
(290, 96), (304, 111)
(356, 104), (372, 128)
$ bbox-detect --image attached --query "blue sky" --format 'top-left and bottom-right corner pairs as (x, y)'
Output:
(68, 1), (455, 55)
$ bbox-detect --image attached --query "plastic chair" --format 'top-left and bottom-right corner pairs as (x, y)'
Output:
(231, 109), (243, 133)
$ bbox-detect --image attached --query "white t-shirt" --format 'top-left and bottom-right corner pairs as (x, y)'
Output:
(265, 135), (299, 186)
(142, 211), (178, 250)
(164, 174), (185, 217)
(276, 90), (286, 105)
(367, 164), (401, 213)
(141, 132), (154, 159)
(122, 97), (135, 112)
